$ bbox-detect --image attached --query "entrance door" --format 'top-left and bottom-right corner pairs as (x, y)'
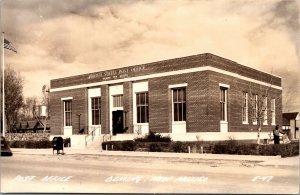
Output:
(112, 110), (124, 135)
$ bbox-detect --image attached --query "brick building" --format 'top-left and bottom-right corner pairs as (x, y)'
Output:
(49, 53), (282, 146)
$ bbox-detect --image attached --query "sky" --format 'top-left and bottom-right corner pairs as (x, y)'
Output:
(2, 0), (300, 112)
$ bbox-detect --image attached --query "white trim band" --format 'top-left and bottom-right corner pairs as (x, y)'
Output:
(219, 83), (230, 88)
(169, 83), (188, 88)
(61, 97), (73, 101)
(51, 66), (282, 92)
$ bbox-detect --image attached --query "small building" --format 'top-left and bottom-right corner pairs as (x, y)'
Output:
(49, 53), (282, 146)
(282, 112), (299, 140)
(15, 118), (50, 133)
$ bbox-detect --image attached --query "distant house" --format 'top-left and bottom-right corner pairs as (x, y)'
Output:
(282, 112), (299, 140)
(15, 118), (50, 133)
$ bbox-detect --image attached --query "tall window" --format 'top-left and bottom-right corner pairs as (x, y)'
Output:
(173, 88), (186, 121)
(263, 96), (268, 125)
(220, 87), (228, 121)
(271, 99), (275, 125)
(91, 97), (101, 125)
(136, 92), (149, 123)
(113, 95), (123, 107)
(242, 92), (248, 123)
(64, 100), (72, 126)
(252, 94), (258, 124)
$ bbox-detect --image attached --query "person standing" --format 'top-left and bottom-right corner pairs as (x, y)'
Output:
(273, 125), (280, 144)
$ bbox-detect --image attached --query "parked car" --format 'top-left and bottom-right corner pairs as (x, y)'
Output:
(1, 136), (13, 156)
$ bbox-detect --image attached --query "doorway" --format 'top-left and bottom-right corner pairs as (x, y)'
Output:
(112, 110), (124, 135)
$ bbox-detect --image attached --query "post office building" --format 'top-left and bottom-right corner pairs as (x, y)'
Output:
(49, 53), (282, 144)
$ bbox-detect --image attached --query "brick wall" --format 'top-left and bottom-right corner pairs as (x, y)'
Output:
(5, 133), (50, 141)
(100, 85), (109, 134)
(50, 72), (281, 135)
(51, 53), (281, 89)
(50, 88), (87, 135)
(49, 54), (282, 136)
(123, 82), (133, 133)
(208, 71), (282, 133)
(148, 71), (209, 133)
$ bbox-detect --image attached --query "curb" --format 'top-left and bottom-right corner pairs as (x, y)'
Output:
(11, 148), (282, 162)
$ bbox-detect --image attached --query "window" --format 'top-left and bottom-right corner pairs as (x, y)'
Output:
(173, 88), (186, 121)
(252, 94), (258, 124)
(263, 96), (268, 125)
(220, 87), (228, 121)
(113, 95), (123, 107)
(64, 100), (72, 126)
(271, 99), (275, 125)
(242, 92), (248, 123)
(136, 92), (149, 123)
(91, 97), (101, 125)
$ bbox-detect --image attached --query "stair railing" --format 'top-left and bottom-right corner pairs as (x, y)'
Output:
(102, 134), (112, 142)
(85, 126), (100, 147)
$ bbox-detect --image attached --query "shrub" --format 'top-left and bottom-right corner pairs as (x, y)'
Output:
(258, 142), (299, 157)
(8, 140), (52, 148)
(171, 141), (188, 153)
(102, 141), (136, 151)
(121, 141), (137, 151)
(64, 138), (71, 147)
(102, 140), (299, 157)
(148, 142), (170, 152)
(149, 143), (162, 152)
(134, 131), (171, 143)
(212, 140), (239, 154)
(236, 144), (258, 155)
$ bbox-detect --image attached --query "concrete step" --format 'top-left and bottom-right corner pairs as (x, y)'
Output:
(86, 136), (103, 149)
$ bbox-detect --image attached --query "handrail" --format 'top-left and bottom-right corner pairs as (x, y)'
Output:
(85, 126), (100, 147)
(102, 134), (112, 142)
(134, 124), (142, 135)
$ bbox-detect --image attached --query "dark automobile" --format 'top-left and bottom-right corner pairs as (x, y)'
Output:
(1, 136), (13, 156)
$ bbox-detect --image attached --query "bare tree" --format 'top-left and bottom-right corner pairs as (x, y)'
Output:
(246, 76), (281, 144)
(231, 71), (281, 145)
(4, 65), (24, 132)
(19, 96), (39, 120)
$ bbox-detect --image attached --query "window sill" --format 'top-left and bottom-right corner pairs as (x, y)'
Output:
(242, 121), (249, 125)
(220, 121), (228, 124)
(172, 121), (186, 125)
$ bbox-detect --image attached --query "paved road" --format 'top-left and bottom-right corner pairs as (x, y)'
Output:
(1, 153), (299, 194)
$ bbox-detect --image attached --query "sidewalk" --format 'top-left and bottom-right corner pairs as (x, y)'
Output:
(10, 148), (299, 166)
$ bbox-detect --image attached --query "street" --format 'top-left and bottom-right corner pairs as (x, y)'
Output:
(1, 152), (299, 194)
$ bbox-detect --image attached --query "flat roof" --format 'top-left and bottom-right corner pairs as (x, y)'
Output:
(51, 53), (281, 89)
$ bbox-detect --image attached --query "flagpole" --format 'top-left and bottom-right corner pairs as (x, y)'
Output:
(2, 32), (5, 137)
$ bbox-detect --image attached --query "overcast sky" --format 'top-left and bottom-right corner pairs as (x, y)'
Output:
(2, 0), (300, 112)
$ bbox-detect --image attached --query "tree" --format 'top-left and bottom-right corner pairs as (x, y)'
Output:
(19, 96), (39, 120)
(232, 71), (282, 145)
(4, 65), (24, 132)
(246, 76), (281, 144)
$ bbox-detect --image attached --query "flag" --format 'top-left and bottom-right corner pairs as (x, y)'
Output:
(4, 38), (17, 53)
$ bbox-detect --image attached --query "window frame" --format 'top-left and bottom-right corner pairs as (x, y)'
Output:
(113, 94), (123, 108)
(252, 94), (258, 125)
(220, 87), (228, 122)
(136, 92), (149, 124)
(263, 96), (268, 125)
(91, 97), (101, 125)
(271, 98), (276, 125)
(172, 87), (187, 122)
(242, 92), (248, 124)
(64, 100), (72, 127)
